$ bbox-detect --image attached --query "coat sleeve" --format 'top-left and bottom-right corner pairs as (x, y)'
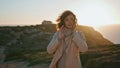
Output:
(47, 31), (60, 54)
(72, 31), (88, 52)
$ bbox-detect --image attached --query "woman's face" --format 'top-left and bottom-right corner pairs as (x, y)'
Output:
(64, 14), (75, 29)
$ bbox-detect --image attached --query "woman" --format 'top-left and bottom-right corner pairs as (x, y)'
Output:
(47, 10), (88, 68)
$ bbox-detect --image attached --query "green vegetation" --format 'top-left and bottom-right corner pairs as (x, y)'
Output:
(0, 24), (119, 68)
(81, 44), (120, 68)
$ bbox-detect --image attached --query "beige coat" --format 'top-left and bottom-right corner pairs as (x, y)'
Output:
(47, 30), (88, 68)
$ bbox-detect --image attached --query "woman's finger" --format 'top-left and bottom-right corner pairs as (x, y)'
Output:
(59, 26), (63, 35)
(59, 25), (63, 33)
(60, 25), (64, 30)
(62, 27), (65, 35)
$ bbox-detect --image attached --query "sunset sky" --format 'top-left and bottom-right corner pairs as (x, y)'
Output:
(0, 0), (120, 28)
(0, 0), (120, 44)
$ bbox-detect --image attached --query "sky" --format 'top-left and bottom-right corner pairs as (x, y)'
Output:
(98, 24), (120, 44)
(0, 0), (120, 28)
(0, 0), (120, 44)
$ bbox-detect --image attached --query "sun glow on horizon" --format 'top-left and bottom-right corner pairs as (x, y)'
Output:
(70, 0), (118, 29)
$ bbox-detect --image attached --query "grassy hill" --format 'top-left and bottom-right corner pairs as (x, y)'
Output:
(0, 24), (119, 68)
(80, 44), (120, 68)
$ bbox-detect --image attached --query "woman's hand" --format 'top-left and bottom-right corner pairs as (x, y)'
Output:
(58, 25), (65, 40)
